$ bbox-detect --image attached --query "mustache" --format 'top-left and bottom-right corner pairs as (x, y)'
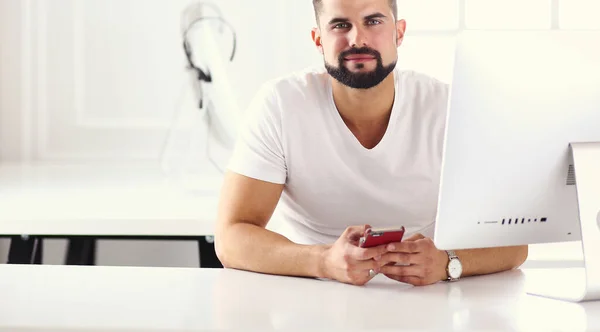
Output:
(339, 47), (382, 59)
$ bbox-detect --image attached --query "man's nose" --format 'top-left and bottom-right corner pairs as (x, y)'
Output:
(349, 26), (368, 48)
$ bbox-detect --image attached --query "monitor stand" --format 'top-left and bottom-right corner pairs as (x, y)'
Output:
(525, 142), (600, 302)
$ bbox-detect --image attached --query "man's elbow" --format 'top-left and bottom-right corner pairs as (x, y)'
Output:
(214, 226), (234, 269)
(512, 245), (528, 268)
(214, 240), (229, 268)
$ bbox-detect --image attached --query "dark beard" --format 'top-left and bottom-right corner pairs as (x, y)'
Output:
(324, 47), (396, 89)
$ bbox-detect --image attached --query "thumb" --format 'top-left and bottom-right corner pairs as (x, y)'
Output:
(403, 233), (425, 242)
(343, 224), (372, 242)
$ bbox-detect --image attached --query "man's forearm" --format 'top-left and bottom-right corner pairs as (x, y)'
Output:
(215, 222), (329, 278)
(453, 245), (528, 277)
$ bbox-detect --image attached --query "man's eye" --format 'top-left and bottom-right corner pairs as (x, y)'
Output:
(368, 19), (381, 25)
(334, 23), (350, 29)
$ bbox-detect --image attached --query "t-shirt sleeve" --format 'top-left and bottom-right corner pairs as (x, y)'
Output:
(226, 83), (287, 184)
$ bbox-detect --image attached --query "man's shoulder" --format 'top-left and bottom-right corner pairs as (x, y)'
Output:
(394, 69), (449, 120)
(395, 69), (449, 95)
(243, 66), (329, 123)
(260, 66), (329, 99)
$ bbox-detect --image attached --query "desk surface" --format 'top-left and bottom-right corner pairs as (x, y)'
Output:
(0, 264), (599, 332)
(0, 163), (222, 236)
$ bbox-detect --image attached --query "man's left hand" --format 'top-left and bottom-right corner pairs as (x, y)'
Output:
(378, 233), (449, 286)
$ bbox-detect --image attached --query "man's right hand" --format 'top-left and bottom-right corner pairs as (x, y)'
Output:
(320, 225), (390, 286)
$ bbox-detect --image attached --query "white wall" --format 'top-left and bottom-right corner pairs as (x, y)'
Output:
(1, 0), (596, 266)
(0, 0), (311, 266)
(0, 0), (297, 162)
(0, 0), (27, 160)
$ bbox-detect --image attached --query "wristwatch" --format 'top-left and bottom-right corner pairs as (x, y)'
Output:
(445, 250), (463, 281)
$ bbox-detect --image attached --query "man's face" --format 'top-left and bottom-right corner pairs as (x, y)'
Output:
(313, 0), (405, 89)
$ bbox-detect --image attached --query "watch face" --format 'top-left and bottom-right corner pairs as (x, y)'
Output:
(448, 259), (463, 279)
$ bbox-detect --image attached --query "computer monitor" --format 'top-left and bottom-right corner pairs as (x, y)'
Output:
(434, 30), (600, 303)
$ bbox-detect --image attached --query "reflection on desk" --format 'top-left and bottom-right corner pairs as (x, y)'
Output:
(0, 264), (599, 331)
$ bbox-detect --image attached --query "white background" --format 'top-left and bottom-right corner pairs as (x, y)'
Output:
(1, 0), (597, 265)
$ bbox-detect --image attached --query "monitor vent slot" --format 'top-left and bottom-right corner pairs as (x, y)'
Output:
(566, 164), (576, 186)
(501, 217), (547, 225)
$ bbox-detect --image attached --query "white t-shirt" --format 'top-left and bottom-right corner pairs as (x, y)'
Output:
(227, 66), (449, 245)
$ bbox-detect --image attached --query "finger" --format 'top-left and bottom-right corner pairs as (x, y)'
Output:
(379, 264), (423, 277)
(386, 240), (420, 253)
(341, 261), (382, 284)
(383, 273), (398, 281)
(346, 270), (377, 286)
(385, 274), (424, 286)
(348, 258), (384, 274)
(350, 243), (389, 261)
(344, 224), (372, 242)
(379, 252), (414, 265)
(403, 233), (425, 242)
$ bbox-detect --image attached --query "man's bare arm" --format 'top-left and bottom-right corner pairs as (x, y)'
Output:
(454, 245), (528, 277)
(379, 233), (528, 285)
(214, 171), (328, 278)
(215, 171), (389, 285)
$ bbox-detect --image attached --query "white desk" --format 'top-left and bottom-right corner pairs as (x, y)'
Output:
(0, 162), (224, 266)
(0, 264), (599, 331)
(0, 162), (222, 236)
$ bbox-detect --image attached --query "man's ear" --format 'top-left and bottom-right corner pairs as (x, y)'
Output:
(396, 19), (406, 47)
(311, 27), (324, 54)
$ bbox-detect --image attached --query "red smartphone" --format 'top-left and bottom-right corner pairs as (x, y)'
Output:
(359, 226), (405, 248)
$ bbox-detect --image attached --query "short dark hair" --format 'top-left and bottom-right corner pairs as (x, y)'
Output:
(312, 0), (398, 23)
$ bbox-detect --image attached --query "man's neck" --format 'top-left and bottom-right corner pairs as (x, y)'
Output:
(330, 74), (396, 130)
